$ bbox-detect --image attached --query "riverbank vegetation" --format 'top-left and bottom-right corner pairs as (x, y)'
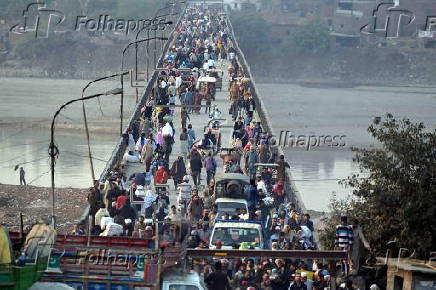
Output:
(229, 7), (436, 86)
(318, 114), (436, 259)
(0, 0), (161, 78)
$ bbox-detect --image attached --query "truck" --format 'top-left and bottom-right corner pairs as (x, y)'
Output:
(2, 224), (194, 290)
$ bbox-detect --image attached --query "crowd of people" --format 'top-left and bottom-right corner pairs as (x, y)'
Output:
(204, 259), (332, 290)
(72, 6), (371, 289)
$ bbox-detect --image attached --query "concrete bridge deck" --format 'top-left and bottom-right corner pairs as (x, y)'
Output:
(123, 60), (235, 205)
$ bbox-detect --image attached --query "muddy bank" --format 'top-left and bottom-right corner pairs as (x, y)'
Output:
(0, 183), (88, 234)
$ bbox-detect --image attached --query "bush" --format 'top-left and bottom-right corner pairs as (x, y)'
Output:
(292, 19), (330, 55)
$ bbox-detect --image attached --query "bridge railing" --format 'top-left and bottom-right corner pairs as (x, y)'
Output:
(98, 9), (186, 183)
(76, 8), (186, 225)
(225, 15), (306, 212)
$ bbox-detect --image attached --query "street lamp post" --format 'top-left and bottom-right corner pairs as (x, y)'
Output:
(135, 4), (176, 83)
(49, 88), (123, 228)
(120, 37), (168, 136)
(81, 72), (129, 181)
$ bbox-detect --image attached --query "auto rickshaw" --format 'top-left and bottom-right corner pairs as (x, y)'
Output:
(213, 172), (250, 200)
(208, 69), (223, 91)
(197, 76), (216, 100)
(253, 163), (280, 185)
(192, 126), (221, 159)
(218, 147), (243, 173)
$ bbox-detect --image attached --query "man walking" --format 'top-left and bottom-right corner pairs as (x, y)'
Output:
(189, 148), (203, 187)
(205, 261), (232, 290)
(204, 152), (217, 185)
(19, 167), (26, 185)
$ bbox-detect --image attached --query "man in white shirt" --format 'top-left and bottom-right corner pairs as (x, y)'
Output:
(166, 205), (182, 222)
(207, 58), (215, 69)
(175, 74), (182, 89)
(256, 176), (268, 195)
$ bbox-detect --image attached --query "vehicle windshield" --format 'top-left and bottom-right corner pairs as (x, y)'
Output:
(215, 181), (247, 198)
(169, 284), (199, 290)
(216, 202), (246, 215)
(211, 227), (261, 247)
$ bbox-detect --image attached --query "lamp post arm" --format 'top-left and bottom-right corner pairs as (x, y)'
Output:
(49, 92), (106, 228)
(120, 37), (168, 135)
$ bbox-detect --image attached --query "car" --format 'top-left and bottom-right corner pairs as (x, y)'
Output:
(215, 198), (249, 220)
(209, 221), (265, 250)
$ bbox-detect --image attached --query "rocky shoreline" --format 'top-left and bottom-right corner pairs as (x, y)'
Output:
(0, 183), (88, 234)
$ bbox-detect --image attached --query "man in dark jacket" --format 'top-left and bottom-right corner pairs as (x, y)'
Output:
(87, 187), (100, 230)
(205, 261), (232, 290)
(117, 199), (137, 236)
(189, 148), (203, 186)
(170, 156), (187, 189)
(288, 273), (307, 290)
(107, 182), (123, 208)
(188, 194), (204, 221)
(129, 172), (146, 186)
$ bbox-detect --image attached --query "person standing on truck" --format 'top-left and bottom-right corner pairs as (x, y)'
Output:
(87, 187), (101, 231)
(205, 261), (232, 290)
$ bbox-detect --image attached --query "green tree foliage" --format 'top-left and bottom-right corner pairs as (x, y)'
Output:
(2, 0), (162, 72)
(229, 10), (272, 56)
(319, 114), (436, 259)
(292, 19), (330, 55)
(317, 194), (356, 251)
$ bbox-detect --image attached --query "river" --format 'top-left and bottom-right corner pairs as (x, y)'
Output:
(0, 77), (137, 188)
(257, 83), (436, 211)
(1, 78), (435, 210)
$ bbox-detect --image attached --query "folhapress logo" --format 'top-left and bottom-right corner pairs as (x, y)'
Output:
(10, 2), (65, 39)
(9, 2), (176, 38)
(360, 1), (415, 38)
(75, 16), (169, 35)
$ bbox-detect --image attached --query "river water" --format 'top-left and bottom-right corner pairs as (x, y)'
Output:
(257, 83), (436, 211)
(0, 77), (136, 188)
(1, 78), (436, 210)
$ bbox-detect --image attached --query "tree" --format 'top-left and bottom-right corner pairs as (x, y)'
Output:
(319, 114), (436, 259)
(229, 10), (272, 56)
(292, 19), (330, 55)
(317, 194), (356, 251)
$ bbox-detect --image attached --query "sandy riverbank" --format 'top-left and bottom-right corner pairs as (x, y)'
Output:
(0, 184), (88, 234)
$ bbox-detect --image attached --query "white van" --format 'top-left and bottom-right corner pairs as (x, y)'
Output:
(209, 221), (264, 250)
(161, 270), (206, 290)
(215, 198), (249, 220)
